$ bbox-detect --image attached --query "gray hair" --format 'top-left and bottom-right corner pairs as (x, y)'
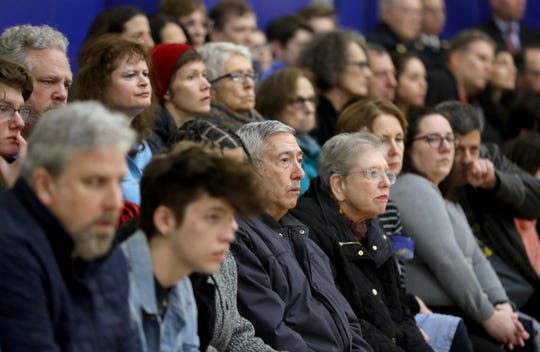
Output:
(0, 25), (69, 71)
(435, 101), (485, 134)
(198, 41), (252, 83)
(319, 131), (385, 192)
(237, 120), (295, 169)
(20, 101), (136, 183)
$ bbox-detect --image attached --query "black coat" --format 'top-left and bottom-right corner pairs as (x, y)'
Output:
(478, 18), (540, 51)
(291, 179), (433, 352)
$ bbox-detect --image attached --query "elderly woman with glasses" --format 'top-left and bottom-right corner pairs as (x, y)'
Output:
(391, 108), (530, 351)
(291, 131), (433, 352)
(256, 67), (319, 196)
(198, 41), (263, 131)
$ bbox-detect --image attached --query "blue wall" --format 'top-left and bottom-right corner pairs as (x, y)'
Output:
(2, 0), (540, 72)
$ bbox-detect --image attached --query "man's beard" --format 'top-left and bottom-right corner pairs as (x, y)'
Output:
(71, 216), (117, 260)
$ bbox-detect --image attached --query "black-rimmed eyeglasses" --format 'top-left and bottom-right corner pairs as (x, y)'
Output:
(413, 133), (459, 149)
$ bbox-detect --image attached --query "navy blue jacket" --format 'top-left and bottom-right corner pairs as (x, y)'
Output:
(231, 212), (373, 352)
(0, 180), (138, 352)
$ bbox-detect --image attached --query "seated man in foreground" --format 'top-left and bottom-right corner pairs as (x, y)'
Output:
(0, 101), (137, 351)
(233, 120), (373, 352)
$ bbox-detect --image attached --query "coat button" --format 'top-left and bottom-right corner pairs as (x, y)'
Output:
(372, 289), (378, 296)
(372, 245), (378, 251)
(382, 234), (387, 240)
(299, 230), (305, 235)
(358, 250), (364, 256)
(278, 233), (283, 237)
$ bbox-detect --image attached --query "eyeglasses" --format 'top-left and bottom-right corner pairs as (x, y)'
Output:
(288, 95), (317, 109)
(209, 71), (259, 84)
(348, 61), (370, 71)
(347, 168), (397, 184)
(413, 133), (459, 149)
(0, 104), (31, 122)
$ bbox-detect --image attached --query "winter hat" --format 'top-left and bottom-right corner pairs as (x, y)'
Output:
(151, 43), (195, 102)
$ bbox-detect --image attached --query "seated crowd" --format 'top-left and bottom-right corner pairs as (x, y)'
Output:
(0, 0), (539, 351)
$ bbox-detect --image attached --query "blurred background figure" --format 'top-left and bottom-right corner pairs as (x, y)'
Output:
(149, 13), (190, 45)
(417, 0), (448, 69)
(159, 0), (208, 48)
(250, 30), (273, 79)
(478, 0), (540, 54)
(393, 53), (428, 118)
(298, 30), (372, 145)
(83, 5), (154, 50)
(477, 49), (517, 146)
(297, 4), (337, 33)
(208, 0), (257, 48)
(367, 0), (423, 56)
(503, 133), (540, 276)
(367, 43), (398, 101)
(199, 42), (263, 131)
(262, 15), (313, 81)
(256, 67), (319, 196)
(516, 46), (540, 95)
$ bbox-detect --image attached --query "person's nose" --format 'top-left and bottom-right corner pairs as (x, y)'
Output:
(292, 159), (305, 180)
(104, 183), (124, 212)
(223, 218), (238, 244)
(52, 84), (68, 103)
(9, 111), (25, 130)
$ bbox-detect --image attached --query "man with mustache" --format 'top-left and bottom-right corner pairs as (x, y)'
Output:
(233, 120), (373, 352)
(0, 101), (138, 351)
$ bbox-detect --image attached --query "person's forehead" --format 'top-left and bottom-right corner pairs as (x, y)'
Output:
(265, 133), (300, 153)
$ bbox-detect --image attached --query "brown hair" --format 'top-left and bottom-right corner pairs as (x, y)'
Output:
(74, 34), (156, 143)
(337, 98), (408, 135)
(159, 0), (206, 18)
(208, 0), (254, 31)
(0, 55), (33, 101)
(255, 67), (315, 120)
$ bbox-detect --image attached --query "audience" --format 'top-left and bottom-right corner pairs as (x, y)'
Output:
(298, 30), (372, 145)
(123, 143), (259, 351)
(503, 133), (540, 276)
(516, 46), (540, 94)
(208, 0), (257, 48)
(478, 0), (540, 53)
(367, 0), (423, 56)
(83, 5), (154, 50)
(425, 29), (495, 107)
(417, 0), (448, 69)
(297, 4), (337, 33)
(366, 43), (398, 101)
(0, 56), (32, 189)
(0, 101), (137, 350)
(159, 0), (208, 48)
(391, 108), (531, 351)
(394, 53), (428, 117)
(199, 41), (263, 131)
(148, 13), (190, 45)
(256, 67), (319, 196)
(291, 131), (433, 352)
(335, 99), (474, 352)
(0, 24), (72, 139)
(476, 48), (517, 145)
(262, 15), (313, 80)
(233, 120), (373, 352)
(250, 30), (273, 78)
(436, 101), (540, 319)
(74, 34), (155, 205)
(149, 43), (211, 152)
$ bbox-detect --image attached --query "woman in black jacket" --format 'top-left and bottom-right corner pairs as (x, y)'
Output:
(291, 131), (432, 352)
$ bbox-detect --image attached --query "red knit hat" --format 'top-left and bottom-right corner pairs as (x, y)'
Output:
(151, 43), (195, 102)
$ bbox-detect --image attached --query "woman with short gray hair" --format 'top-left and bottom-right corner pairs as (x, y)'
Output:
(291, 131), (434, 352)
(198, 42), (263, 131)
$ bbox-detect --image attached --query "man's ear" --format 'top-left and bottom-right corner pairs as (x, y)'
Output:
(329, 173), (347, 203)
(32, 168), (56, 206)
(153, 205), (178, 237)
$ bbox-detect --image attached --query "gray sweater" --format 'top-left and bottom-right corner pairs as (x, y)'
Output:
(391, 173), (508, 323)
(207, 251), (279, 352)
